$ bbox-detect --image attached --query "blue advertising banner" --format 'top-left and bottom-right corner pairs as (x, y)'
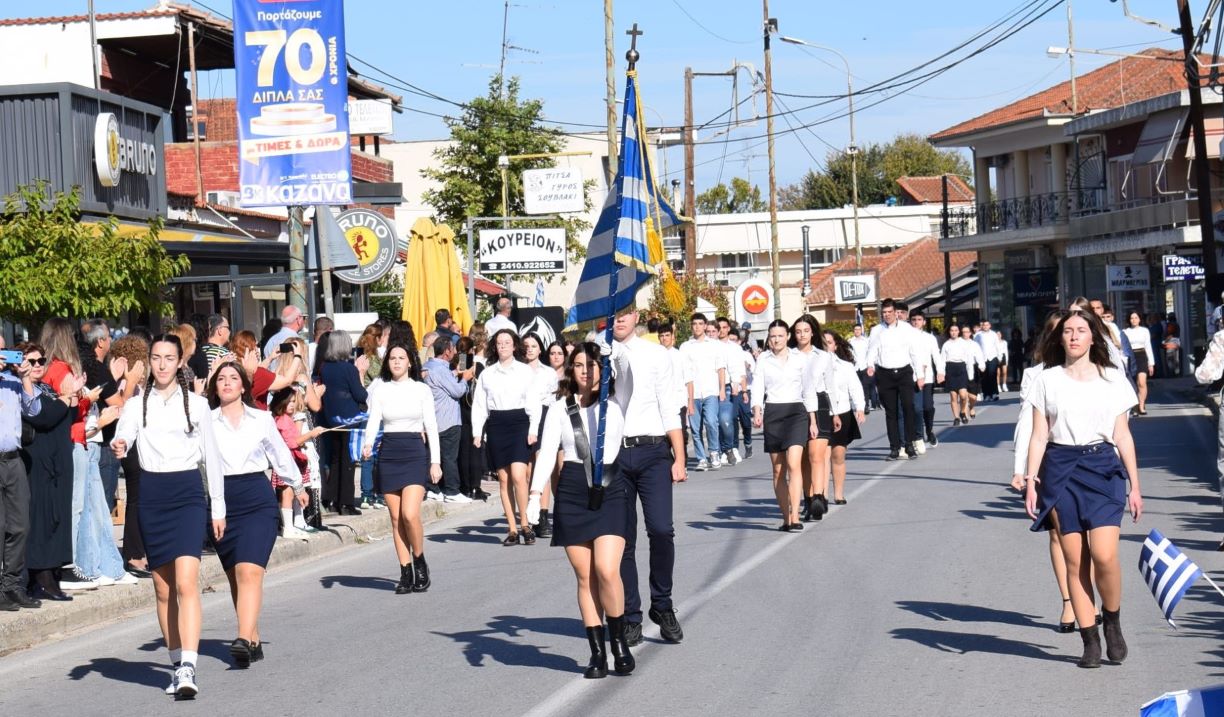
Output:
(233, 0), (351, 206)
(1012, 268), (1058, 307)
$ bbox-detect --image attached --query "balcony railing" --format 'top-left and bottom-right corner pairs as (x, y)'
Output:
(971, 192), (1072, 234)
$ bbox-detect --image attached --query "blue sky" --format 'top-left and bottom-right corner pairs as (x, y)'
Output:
(11, 1), (1188, 192)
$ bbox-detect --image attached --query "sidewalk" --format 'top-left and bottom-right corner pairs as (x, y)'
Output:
(0, 489), (499, 656)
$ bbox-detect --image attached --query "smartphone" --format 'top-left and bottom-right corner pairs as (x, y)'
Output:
(458, 353), (469, 371)
(0, 349), (24, 364)
(279, 342), (295, 354)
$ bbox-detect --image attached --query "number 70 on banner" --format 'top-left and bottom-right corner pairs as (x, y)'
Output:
(245, 29), (330, 86)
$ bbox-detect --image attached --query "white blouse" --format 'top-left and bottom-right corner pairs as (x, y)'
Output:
(113, 385), (226, 520)
(1122, 325), (1154, 360)
(940, 337), (974, 364)
(530, 396), (625, 494)
(527, 361), (561, 438)
(750, 349), (809, 409)
(1025, 365), (1138, 446)
(211, 405), (303, 489)
(829, 358), (866, 414)
(363, 378), (441, 464)
(799, 347), (836, 412)
(471, 359), (542, 438)
(1012, 365), (1043, 476)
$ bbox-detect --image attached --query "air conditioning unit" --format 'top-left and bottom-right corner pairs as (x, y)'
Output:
(206, 190), (241, 208)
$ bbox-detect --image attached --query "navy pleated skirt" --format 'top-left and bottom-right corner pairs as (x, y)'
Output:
(215, 472), (278, 570)
(945, 362), (969, 391)
(138, 468), (208, 570)
(1030, 442), (1127, 534)
(551, 462), (629, 547)
(376, 432), (430, 493)
(486, 409), (530, 469)
(828, 410), (862, 448)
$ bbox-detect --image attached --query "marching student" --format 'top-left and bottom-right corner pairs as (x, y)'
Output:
(716, 317), (748, 465)
(822, 330), (865, 505)
(1123, 311), (1154, 415)
(865, 299), (924, 460)
(680, 314), (725, 471)
(657, 322), (691, 457)
(472, 329), (541, 545)
(112, 334), (225, 699)
(207, 362), (306, 669)
(962, 328), (986, 422)
(848, 323), (878, 413)
(363, 343), (441, 594)
(974, 320), (1002, 401)
(940, 325), (972, 425)
(523, 332), (559, 538)
(908, 311), (944, 450)
(792, 314), (835, 520)
(751, 320), (809, 530)
(527, 341), (636, 678)
(1024, 309), (1142, 668)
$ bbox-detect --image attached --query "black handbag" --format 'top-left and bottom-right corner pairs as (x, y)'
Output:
(565, 396), (617, 510)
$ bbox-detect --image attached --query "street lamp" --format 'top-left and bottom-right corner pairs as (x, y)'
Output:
(497, 154), (510, 228)
(780, 36), (860, 267)
(800, 224), (811, 297)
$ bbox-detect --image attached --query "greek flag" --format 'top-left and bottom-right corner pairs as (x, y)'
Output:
(1141, 686), (1224, 717)
(1139, 529), (1202, 627)
(534, 278), (545, 308)
(565, 71), (679, 328)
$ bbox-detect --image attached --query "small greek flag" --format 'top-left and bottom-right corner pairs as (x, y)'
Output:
(330, 412), (383, 462)
(1141, 685), (1224, 717)
(534, 278), (545, 308)
(1139, 529), (1202, 627)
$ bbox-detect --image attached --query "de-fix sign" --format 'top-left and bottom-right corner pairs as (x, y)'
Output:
(833, 271), (878, 304)
(523, 168), (585, 214)
(332, 209), (397, 285)
(1106, 264), (1150, 291)
(1163, 254), (1206, 282)
(479, 228), (566, 273)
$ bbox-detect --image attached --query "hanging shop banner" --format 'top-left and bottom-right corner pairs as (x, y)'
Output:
(523, 167), (585, 214)
(331, 208), (398, 285)
(1106, 264), (1151, 292)
(478, 228), (566, 273)
(1013, 268), (1058, 307)
(233, 0), (352, 207)
(1163, 254), (1205, 282)
(833, 271), (878, 305)
(733, 278), (774, 327)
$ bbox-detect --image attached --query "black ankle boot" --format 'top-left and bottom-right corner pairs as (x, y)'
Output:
(584, 626), (608, 679)
(1101, 608), (1127, 663)
(395, 564), (412, 595)
(606, 615), (635, 675)
(412, 555), (431, 592)
(802, 496), (813, 522)
(1077, 625), (1102, 668)
(810, 495), (825, 521)
(536, 509), (552, 538)
(816, 494), (829, 514)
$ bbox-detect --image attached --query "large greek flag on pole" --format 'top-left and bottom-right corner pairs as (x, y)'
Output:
(1141, 686), (1224, 717)
(1139, 529), (1203, 627)
(565, 71), (680, 328)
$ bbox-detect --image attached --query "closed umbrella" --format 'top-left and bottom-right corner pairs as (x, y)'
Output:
(402, 217), (473, 338)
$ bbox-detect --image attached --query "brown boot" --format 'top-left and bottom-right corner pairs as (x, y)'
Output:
(1101, 608), (1127, 663)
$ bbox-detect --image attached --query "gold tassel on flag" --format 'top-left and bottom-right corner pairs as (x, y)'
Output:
(646, 217), (684, 312)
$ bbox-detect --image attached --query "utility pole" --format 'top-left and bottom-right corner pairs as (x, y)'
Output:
(941, 174), (953, 330)
(847, 73), (861, 267)
(288, 206), (309, 317)
(1177, 0), (1219, 279)
(88, 0), (100, 90)
(762, 2), (781, 320)
(1067, 0), (1078, 114)
(683, 67), (696, 277)
(187, 21), (204, 202)
(604, 0), (618, 187)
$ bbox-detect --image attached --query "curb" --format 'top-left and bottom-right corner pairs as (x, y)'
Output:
(0, 495), (495, 657)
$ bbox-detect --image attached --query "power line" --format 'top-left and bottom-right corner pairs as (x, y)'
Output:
(669, 0), (754, 45)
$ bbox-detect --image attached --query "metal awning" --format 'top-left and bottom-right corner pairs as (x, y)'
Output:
(83, 217), (289, 263)
(1185, 116), (1224, 159)
(1132, 109), (1187, 165)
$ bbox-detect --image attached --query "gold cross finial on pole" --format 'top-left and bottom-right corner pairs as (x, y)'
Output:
(626, 23), (642, 67)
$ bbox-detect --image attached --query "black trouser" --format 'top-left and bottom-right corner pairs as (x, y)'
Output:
(0, 452), (30, 591)
(858, 369), (879, 409)
(437, 425), (461, 496)
(982, 359), (1000, 398)
(458, 408), (485, 494)
(120, 446), (145, 562)
(619, 441), (675, 624)
(324, 431), (356, 508)
(875, 365), (917, 451)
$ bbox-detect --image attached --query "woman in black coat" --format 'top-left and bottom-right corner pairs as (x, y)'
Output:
(19, 342), (76, 601)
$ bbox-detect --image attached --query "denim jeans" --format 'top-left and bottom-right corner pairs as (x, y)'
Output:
(99, 446), (121, 513)
(73, 444), (125, 579)
(718, 386), (738, 454)
(360, 457), (376, 499)
(736, 390), (752, 449)
(687, 396), (720, 462)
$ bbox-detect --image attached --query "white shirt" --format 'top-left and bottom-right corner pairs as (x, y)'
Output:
(484, 314), (518, 337)
(665, 345), (690, 409)
(829, 357), (866, 414)
(211, 405), (303, 489)
(529, 396), (625, 494)
(721, 339), (746, 386)
(1122, 326), (1154, 360)
(940, 337), (974, 365)
(1012, 365), (1043, 476)
(963, 337), (986, 379)
(615, 335), (682, 437)
(915, 331), (945, 384)
(974, 329), (1000, 361)
(114, 385), (226, 520)
(800, 347), (835, 413)
(848, 335), (870, 371)
(1025, 366), (1138, 446)
(363, 377), (441, 464)
(680, 336), (726, 399)
(471, 359), (541, 438)
(866, 321), (924, 373)
(750, 349), (809, 409)
(526, 361), (561, 437)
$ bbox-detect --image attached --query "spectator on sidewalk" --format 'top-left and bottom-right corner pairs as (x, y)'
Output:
(1, 350), (43, 610)
(423, 335), (473, 505)
(263, 306), (306, 363)
(191, 314), (231, 378)
(435, 308), (460, 348)
(484, 296), (518, 337)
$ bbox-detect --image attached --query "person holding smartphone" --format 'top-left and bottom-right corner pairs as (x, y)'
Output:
(0, 349), (43, 610)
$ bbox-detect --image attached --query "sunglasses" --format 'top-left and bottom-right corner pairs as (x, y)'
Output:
(26, 357), (47, 366)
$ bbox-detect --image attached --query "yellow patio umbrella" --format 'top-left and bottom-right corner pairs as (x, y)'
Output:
(402, 217), (474, 338)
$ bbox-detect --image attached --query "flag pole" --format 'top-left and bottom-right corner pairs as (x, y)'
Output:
(1200, 573), (1224, 601)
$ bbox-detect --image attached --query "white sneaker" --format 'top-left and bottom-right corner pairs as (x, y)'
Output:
(424, 492), (442, 502)
(94, 574), (117, 586)
(710, 455), (723, 469)
(292, 515), (309, 530)
(694, 460), (710, 471)
(913, 439), (926, 455)
(976, 393), (984, 402)
(281, 526), (311, 541)
(112, 572), (139, 586)
(174, 664), (198, 698)
(730, 448), (743, 465)
(443, 492), (474, 504)
(165, 670), (177, 695)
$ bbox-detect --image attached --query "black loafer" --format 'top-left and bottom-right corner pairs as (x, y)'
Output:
(886, 450), (900, 461)
(29, 584), (72, 602)
(124, 563), (153, 579)
(230, 637), (253, 668)
(251, 642), (265, 663)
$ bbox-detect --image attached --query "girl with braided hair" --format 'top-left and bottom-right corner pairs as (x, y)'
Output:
(112, 334), (225, 699)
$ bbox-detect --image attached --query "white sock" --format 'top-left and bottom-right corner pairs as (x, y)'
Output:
(280, 508), (293, 531)
(180, 649), (198, 667)
(169, 648), (182, 666)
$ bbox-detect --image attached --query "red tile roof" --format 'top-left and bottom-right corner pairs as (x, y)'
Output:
(802, 237), (975, 307)
(0, 9), (176, 26)
(896, 175), (974, 204)
(930, 48), (1193, 143)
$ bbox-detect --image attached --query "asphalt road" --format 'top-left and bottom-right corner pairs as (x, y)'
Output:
(2, 383), (1222, 716)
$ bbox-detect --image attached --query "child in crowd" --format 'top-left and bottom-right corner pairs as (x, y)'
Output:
(270, 387), (324, 539)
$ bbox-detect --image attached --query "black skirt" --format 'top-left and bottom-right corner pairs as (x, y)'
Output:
(813, 392), (834, 439)
(828, 410), (862, 448)
(530, 404), (550, 455)
(138, 468), (208, 570)
(1133, 349), (1150, 374)
(486, 409), (531, 469)
(762, 402), (809, 453)
(967, 373), (981, 394)
(945, 362), (968, 391)
(215, 472), (278, 570)
(551, 462), (629, 547)
(376, 432), (430, 493)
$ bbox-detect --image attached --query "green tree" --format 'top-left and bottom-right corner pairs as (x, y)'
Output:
(368, 271), (403, 322)
(421, 75), (592, 281)
(696, 177), (767, 214)
(646, 273), (730, 341)
(778, 133), (971, 210)
(0, 182), (189, 325)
